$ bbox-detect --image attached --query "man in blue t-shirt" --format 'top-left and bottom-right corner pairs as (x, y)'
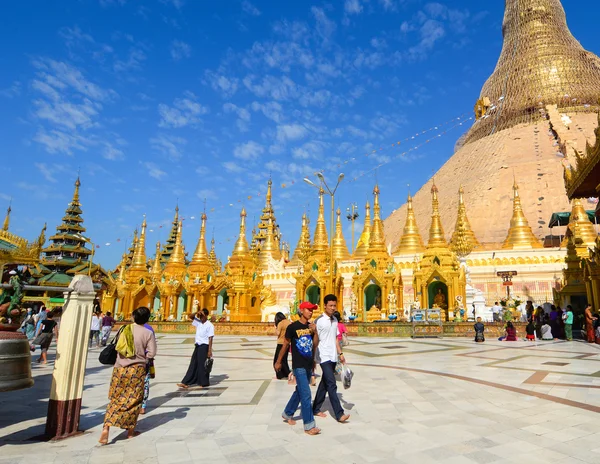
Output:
(275, 301), (320, 435)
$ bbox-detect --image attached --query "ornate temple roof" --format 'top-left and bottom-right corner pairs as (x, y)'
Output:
(427, 181), (447, 249)
(394, 193), (424, 255)
(160, 206), (179, 264)
(353, 202), (371, 259)
(312, 187), (329, 260)
(502, 181), (543, 249)
(450, 186), (481, 256)
(368, 184), (388, 256)
(332, 208), (351, 261)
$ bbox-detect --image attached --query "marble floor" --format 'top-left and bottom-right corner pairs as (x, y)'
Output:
(2, 335), (600, 463)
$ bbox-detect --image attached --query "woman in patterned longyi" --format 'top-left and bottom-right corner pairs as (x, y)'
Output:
(99, 307), (157, 445)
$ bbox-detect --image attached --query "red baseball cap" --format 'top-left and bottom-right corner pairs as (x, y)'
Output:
(299, 302), (318, 310)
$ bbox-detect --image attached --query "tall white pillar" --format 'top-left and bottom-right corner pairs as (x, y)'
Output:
(45, 275), (95, 440)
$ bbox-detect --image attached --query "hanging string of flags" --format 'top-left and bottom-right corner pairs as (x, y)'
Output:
(97, 110), (474, 249)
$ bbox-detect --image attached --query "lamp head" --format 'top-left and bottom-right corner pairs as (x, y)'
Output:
(338, 173), (345, 182)
(303, 177), (316, 187)
(316, 172), (325, 183)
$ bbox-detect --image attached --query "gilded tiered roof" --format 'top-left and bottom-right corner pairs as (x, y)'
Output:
(563, 199), (597, 250)
(227, 208), (254, 271)
(254, 179), (281, 267)
(353, 202), (371, 258)
(160, 206), (179, 263)
(188, 212), (211, 276)
(502, 181), (543, 249)
(450, 186), (480, 256)
(150, 241), (162, 280)
(332, 208), (351, 261)
(394, 193), (424, 255)
(291, 213), (311, 265)
(466, 0), (600, 144)
(129, 216), (148, 274)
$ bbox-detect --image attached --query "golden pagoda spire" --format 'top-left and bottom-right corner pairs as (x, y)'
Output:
(451, 186), (481, 255)
(257, 217), (281, 269)
(291, 213), (311, 264)
(150, 241), (162, 279)
(130, 215), (148, 270)
(502, 180), (543, 249)
(466, 0), (600, 144)
(118, 253), (128, 282)
(312, 186), (329, 258)
(73, 176), (81, 204)
(353, 201), (371, 258)
(565, 199), (597, 248)
(394, 192), (424, 255)
(191, 212), (210, 265)
(167, 220), (186, 265)
(2, 201), (10, 232)
(428, 180), (447, 248)
(332, 208), (351, 261)
(232, 208), (250, 257)
(208, 236), (218, 270)
(368, 184), (387, 255)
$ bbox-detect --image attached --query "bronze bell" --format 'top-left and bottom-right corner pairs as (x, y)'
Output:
(0, 327), (34, 392)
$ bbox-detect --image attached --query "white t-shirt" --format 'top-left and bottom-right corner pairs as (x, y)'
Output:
(90, 315), (101, 331)
(492, 305), (502, 314)
(315, 314), (338, 364)
(192, 319), (215, 345)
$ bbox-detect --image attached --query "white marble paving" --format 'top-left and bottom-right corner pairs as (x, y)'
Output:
(1, 336), (600, 463)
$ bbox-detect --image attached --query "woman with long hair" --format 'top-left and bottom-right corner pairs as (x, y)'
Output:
(99, 306), (156, 445)
(273, 312), (291, 380)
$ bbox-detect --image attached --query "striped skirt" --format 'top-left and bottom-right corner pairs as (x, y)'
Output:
(104, 364), (147, 429)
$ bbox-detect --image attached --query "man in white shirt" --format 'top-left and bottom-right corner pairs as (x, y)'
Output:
(178, 308), (214, 389)
(312, 294), (350, 423)
(492, 302), (502, 322)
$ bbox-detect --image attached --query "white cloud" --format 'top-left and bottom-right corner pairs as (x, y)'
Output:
(379, 0), (397, 11)
(408, 19), (445, 59)
(150, 134), (186, 160)
(344, 0), (363, 15)
(158, 93), (208, 128)
(170, 40), (192, 61)
(34, 163), (69, 183)
(233, 141), (264, 160)
(276, 124), (308, 143)
(242, 0), (261, 16)
(197, 189), (218, 200)
(222, 161), (244, 173)
(195, 166), (210, 175)
(250, 101), (283, 123)
(243, 75), (298, 101)
(0, 81), (21, 98)
(223, 103), (251, 132)
(103, 142), (124, 160)
(311, 7), (336, 41)
(141, 161), (166, 179)
(113, 47), (146, 73)
(33, 129), (90, 155)
(204, 70), (239, 98)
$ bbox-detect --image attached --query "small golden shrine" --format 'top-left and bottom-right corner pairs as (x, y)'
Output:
(412, 181), (465, 321)
(351, 185), (403, 322)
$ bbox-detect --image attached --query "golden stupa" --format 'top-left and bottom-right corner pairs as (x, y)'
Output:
(385, 0), (600, 248)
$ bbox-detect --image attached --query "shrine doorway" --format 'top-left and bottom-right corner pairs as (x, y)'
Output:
(177, 290), (187, 320)
(428, 281), (448, 310)
(133, 287), (150, 310)
(217, 289), (229, 314)
(364, 284), (382, 310)
(306, 285), (320, 305)
(152, 290), (161, 313)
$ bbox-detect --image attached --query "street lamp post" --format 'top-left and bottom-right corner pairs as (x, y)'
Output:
(346, 203), (359, 254)
(304, 173), (344, 295)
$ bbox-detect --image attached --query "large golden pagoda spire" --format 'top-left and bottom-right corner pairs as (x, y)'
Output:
(502, 180), (543, 249)
(353, 201), (371, 258)
(167, 220), (186, 265)
(130, 215), (148, 271)
(451, 186), (481, 255)
(208, 237), (218, 271)
(565, 199), (597, 249)
(467, 0), (600, 143)
(291, 213), (311, 265)
(191, 212), (210, 265)
(332, 208), (351, 261)
(428, 181), (447, 248)
(368, 184), (387, 255)
(2, 202), (10, 232)
(150, 241), (162, 279)
(312, 187), (329, 258)
(232, 208), (250, 257)
(394, 192), (424, 255)
(257, 218), (281, 269)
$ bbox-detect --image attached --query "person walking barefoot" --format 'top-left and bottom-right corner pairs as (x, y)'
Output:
(275, 302), (321, 436)
(177, 308), (214, 389)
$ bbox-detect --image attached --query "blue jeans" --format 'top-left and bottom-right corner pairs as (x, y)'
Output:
(313, 361), (344, 421)
(283, 367), (316, 431)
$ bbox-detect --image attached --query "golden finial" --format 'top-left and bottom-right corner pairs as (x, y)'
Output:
(2, 200), (11, 232)
(73, 176), (81, 203)
(332, 208), (351, 261)
(395, 192), (424, 254)
(451, 186), (481, 256)
(368, 184), (387, 255)
(428, 179), (447, 248)
(291, 213), (311, 265)
(130, 215), (148, 269)
(502, 180), (543, 249)
(353, 201), (371, 258)
(151, 241), (162, 278)
(190, 211), (210, 265)
(312, 186), (329, 258)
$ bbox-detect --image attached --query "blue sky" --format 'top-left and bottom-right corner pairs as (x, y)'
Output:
(1, 0), (599, 269)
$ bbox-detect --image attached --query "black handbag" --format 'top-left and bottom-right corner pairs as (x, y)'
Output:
(205, 357), (214, 375)
(98, 326), (125, 366)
